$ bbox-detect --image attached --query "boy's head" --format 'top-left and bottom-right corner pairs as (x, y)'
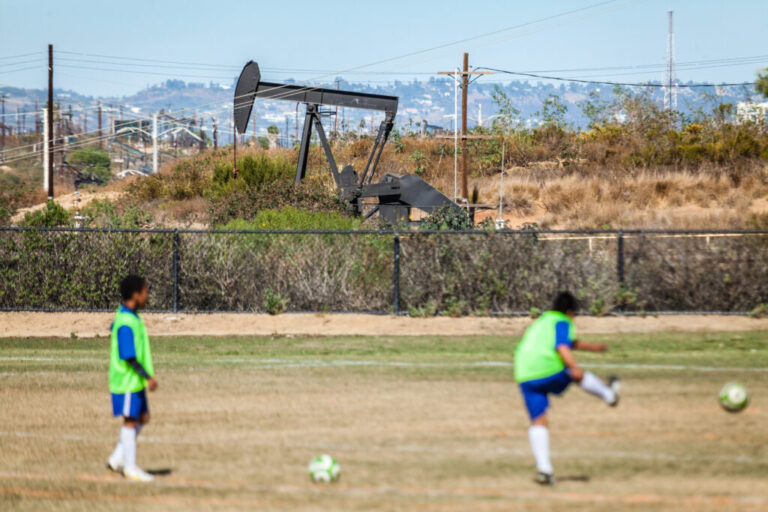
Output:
(552, 291), (578, 318)
(120, 275), (148, 309)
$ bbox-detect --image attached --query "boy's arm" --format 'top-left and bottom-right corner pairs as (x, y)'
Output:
(572, 339), (608, 352)
(556, 345), (584, 381)
(117, 326), (157, 389)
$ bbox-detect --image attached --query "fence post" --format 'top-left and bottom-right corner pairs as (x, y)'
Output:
(617, 229), (625, 298)
(172, 230), (179, 313)
(393, 234), (400, 315)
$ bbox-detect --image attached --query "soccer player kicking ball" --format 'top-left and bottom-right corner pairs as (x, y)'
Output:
(514, 292), (620, 486)
(106, 275), (158, 483)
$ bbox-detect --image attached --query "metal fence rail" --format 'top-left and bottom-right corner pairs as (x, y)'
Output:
(1, 227), (767, 315)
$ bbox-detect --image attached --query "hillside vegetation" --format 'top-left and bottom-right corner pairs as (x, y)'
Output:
(3, 87), (768, 229)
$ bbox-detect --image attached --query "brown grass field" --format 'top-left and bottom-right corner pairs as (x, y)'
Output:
(1, 332), (767, 511)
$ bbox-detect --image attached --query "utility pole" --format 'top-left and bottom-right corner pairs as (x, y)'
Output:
(43, 107), (48, 188)
(47, 44), (54, 200)
(212, 117), (218, 149)
(438, 53), (492, 201)
(152, 112), (158, 173)
(199, 118), (204, 153)
(295, 103), (299, 142)
(0, 95), (5, 155)
(460, 53), (469, 200)
(35, 100), (40, 139)
(664, 10), (677, 111)
(252, 106), (257, 144)
(333, 79), (340, 136)
(97, 101), (103, 148)
(232, 110), (238, 178)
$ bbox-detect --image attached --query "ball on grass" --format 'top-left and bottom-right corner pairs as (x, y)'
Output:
(308, 454), (340, 483)
(719, 382), (748, 413)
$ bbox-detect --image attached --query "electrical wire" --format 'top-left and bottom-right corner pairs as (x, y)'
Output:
(474, 67), (758, 88)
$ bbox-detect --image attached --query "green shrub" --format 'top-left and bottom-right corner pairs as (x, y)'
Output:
(264, 289), (288, 315)
(421, 204), (472, 231)
(212, 154), (294, 192)
(21, 201), (70, 227)
(219, 206), (359, 231)
(68, 147), (111, 184)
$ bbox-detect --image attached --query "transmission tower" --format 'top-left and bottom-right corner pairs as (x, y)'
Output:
(664, 10), (677, 110)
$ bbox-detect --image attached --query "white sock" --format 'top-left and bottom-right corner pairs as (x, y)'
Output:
(108, 440), (123, 465)
(121, 426), (137, 470)
(109, 423), (141, 465)
(580, 371), (616, 403)
(528, 425), (553, 474)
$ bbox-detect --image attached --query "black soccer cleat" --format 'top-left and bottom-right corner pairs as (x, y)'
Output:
(535, 471), (556, 486)
(608, 375), (621, 407)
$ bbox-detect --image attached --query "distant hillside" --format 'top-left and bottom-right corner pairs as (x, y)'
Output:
(2, 76), (760, 142)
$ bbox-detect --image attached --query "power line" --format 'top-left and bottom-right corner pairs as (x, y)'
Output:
(0, 51), (44, 61)
(474, 67), (757, 88)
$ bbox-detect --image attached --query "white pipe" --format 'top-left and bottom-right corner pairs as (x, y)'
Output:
(152, 112), (158, 173)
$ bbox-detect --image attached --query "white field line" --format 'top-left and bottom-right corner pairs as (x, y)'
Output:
(0, 431), (763, 465)
(1, 356), (767, 373)
(1, 470), (765, 506)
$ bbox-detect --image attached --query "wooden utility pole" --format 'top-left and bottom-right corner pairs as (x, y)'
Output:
(47, 44), (54, 200)
(460, 53), (469, 200)
(438, 53), (492, 200)
(212, 118), (218, 149)
(0, 95), (5, 154)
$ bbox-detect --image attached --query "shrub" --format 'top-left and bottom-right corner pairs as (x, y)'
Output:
(21, 201), (70, 227)
(264, 289), (288, 315)
(421, 204), (472, 231)
(68, 147), (111, 184)
(220, 206), (360, 231)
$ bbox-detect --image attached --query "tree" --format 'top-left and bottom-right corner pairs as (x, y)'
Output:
(490, 85), (521, 133)
(68, 147), (111, 184)
(538, 94), (568, 129)
(757, 69), (768, 98)
(267, 124), (280, 135)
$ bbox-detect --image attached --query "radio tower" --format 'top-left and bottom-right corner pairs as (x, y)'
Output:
(664, 10), (677, 110)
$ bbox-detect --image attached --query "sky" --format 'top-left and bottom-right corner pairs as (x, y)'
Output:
(1, 0), (767, 97)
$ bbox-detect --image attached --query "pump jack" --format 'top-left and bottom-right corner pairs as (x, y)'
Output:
(234, 61), (459, 224)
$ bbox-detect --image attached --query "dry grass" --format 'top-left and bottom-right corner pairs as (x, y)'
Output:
(1, 334), (768, 511)
(475, 164), (768, 229)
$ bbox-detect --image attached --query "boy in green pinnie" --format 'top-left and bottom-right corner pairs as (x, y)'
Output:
(106, 275), (158, 482)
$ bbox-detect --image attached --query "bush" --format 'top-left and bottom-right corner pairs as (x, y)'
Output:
(421, 204), (472, 231)
(68, 147), (111, 184)
(264, 289), (288, 315)
(21, 201), (70, 227)
(220, 206), (361, 231)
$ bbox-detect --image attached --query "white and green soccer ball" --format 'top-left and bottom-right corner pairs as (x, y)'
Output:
(719, 382), (749, 413)
(308, 454), (340, 483)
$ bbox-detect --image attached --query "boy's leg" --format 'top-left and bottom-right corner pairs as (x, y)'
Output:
(528, 414), (553, 476)
(121, 418), (138, 470)
(576, 371), (618, 405)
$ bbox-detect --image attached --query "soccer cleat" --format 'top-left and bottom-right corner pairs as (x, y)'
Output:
(608, 375), (621, 407)
(106, 451), (124, 474)
(123, 466), (155, 483)
(535, 471), (556, 486)
(106, 459), (123, 474)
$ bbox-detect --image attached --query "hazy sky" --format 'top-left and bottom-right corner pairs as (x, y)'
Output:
(1, 0), (766, 97)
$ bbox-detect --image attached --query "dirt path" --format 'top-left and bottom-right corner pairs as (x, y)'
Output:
(1, 312), (767, 338)
(10, 189), (122, 223)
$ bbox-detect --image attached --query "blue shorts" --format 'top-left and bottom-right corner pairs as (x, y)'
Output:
(519, 370), (572, 420)
(111, 389), (149, 419)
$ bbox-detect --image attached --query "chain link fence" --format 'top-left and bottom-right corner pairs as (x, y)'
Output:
(1, 227), (767, 315)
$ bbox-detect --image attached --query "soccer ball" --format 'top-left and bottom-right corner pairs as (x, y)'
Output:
(719, 382), (748, 413)
(308, 454), (340, 483)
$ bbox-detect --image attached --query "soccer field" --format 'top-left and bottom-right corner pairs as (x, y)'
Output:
(1, 332), (767, 511)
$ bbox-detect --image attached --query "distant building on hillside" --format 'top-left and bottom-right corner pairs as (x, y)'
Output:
(736, 102), (768, 125)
